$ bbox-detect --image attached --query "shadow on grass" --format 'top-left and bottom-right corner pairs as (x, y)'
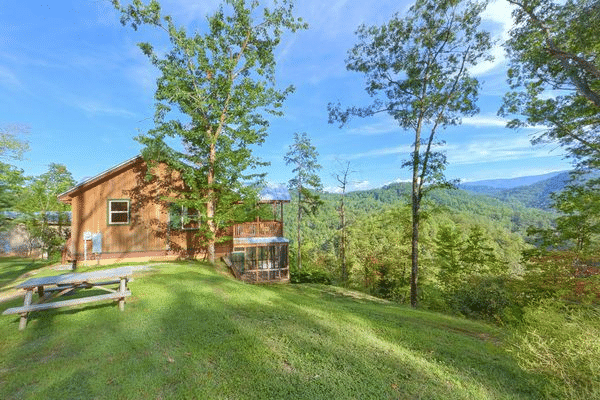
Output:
(0, 257), (54, 290)
(0, 263), (551, 399)
(258, 284), (549, 399)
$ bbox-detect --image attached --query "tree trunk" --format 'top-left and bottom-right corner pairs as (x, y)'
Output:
(410, 118), (423, 308)
(297, 183), (302, 270)
(207, 142), (216, 264)
(410, 192), (419, 308)
(340, 195), (346, 282)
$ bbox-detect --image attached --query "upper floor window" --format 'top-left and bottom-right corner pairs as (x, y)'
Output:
(108, 199), (130, 225)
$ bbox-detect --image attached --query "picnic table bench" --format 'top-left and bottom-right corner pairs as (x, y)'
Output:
(2, 266), (133, 330)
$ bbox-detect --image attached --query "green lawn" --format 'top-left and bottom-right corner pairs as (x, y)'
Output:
(0, 259), (548, 399)
(0, 257), (57, 291)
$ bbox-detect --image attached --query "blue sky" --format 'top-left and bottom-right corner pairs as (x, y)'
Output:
(1, 0), (573, 192)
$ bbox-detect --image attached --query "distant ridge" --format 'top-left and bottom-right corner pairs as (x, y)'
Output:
(460, 171), (568, 190)
(461, 171), (574, 210)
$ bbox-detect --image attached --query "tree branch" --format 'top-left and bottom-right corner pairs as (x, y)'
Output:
(509, 0), (600, 107)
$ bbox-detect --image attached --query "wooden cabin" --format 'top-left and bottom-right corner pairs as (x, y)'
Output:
(57, 155), (290, 282)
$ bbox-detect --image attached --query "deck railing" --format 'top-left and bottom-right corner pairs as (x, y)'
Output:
(224, 254), (289, 283)
(233, 221), (283, 238)
(243, 268), (289, 283)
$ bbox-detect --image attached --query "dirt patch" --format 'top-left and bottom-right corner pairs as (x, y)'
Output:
(439, 324), (503, 346)
(0, 289), (24, 304)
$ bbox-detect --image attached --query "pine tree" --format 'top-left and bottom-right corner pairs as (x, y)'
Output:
(285, 132), (323, 270)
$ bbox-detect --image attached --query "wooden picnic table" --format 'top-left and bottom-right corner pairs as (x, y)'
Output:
(2, 266), (133, 330)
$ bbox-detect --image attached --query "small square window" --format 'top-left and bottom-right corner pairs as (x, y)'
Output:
(108, 200), (130, 225)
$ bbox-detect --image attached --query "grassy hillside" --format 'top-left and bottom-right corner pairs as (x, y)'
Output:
(0, 259), (548, 399)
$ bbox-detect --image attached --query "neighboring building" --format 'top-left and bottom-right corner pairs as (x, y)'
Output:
(57, 156), (290, 282)
(0, 211), (71, 258)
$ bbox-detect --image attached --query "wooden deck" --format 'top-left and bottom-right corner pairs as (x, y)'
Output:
(233, 221), (283, 238)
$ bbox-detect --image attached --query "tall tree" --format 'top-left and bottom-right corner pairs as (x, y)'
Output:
(522, 181), (600, 304)
(0, 124), (28, 227)
(500, 0), (600, 170)
(434, 224), (464, 292)
(461, 225), (504, 275)
(285, 132), (323, 270)
(334, 161), (354, 283)
(18, 164), (76, 258)
(527, 180), (600, 257)
(0, 124), (29, 161)
(0, 163), (25, 212)
(113, 0), (306, 263)
(328, 0), (493, 307)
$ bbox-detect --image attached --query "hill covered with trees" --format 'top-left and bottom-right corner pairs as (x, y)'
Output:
(282, 180), (558, 305)
(461, 172), (572, 210)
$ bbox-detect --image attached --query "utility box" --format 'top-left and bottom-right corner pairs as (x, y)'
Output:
(92, 233), (102, 254)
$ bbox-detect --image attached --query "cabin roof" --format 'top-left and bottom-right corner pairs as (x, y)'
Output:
(57, 155), (142, 201)
(57, 155), (291, 204)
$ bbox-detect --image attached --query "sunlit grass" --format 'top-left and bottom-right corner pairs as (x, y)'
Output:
(0, 257), (57, 290)
(0, 258), (548, 399)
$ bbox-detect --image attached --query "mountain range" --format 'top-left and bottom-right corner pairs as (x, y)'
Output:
(460, 171), (568, 190)
(459, 171), (572, 210)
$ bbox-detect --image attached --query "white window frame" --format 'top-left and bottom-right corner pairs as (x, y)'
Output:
(108, 199), (130, 225)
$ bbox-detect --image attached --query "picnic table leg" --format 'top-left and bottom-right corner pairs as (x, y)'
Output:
(37, 285), (44, 298)
(118, 278), (127, 311)
(19, 290), (33, 331)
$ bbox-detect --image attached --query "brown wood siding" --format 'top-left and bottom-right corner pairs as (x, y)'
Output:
(64, 159), (226, 259)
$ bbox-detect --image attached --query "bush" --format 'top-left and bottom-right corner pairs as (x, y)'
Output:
(290, 266), (332, 284)
(510, 301), (600, 399)
(420, 283), (452, 313)
(447, 275), (516, 323)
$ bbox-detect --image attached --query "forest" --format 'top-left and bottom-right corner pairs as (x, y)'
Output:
(1, 0), (599, 397)
(284, 177), (558, 309)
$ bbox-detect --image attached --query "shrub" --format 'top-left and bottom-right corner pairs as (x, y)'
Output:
(511, 301), (600, 399)
(290, 266), (332, 284)
(447, 275), (515, 323)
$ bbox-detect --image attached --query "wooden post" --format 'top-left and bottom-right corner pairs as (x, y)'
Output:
(118, 278), (127, 311)
(280, 202), (284, 227)
(37, 285), (44, 298)
(19, 290), (33, 331)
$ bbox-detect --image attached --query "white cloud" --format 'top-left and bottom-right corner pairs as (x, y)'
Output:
(351, 180), (371, 190)
(461, 115), (509, 128)
(0, 66), (22, 91)
(64, 96), (137, 118)
(328, 144), (413, 161)
(79, 102), (137, 118)
(325, 180), (372, 193)
(468, 0), (517, 76)
(346, 119), (399, 135)
(446, 136), (566, 166)
(384, 178), (412, 186)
